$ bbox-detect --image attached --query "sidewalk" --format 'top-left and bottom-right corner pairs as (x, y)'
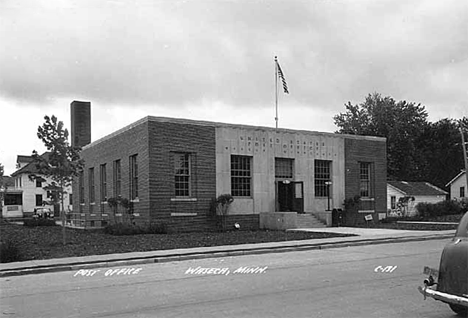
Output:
(0, 227), (455, 278)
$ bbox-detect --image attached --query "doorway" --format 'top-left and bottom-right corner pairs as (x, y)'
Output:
(276, 181), (304, 213)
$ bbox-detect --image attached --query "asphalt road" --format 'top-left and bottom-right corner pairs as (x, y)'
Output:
(0, 239), (460, 318)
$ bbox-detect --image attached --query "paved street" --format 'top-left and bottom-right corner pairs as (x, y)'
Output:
(0, 239), (458, 318)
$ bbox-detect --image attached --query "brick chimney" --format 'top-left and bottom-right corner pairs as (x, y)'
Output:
(70, 100), (91, 148)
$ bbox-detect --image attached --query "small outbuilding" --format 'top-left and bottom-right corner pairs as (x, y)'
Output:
(387, 181), (448, 217)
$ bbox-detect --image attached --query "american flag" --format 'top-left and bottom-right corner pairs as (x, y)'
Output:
(276, 61), (289, 94)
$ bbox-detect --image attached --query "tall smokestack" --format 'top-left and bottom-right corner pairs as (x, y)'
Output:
(70, 100), (91, 148)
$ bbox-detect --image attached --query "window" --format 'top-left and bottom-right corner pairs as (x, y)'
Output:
(174, 153), (191, 197)
(129, 154), (138, 200)
(391, 196), (396, 209)
(35, 194), (43, 206)
(89, 167), (95, 203)
(36, 179), (42, 188)
(231, 155), (252, 197)
(79, 172), (85, 204)
(359, 162), (373, 198)
(113, 159), (121, 197)
(314, 160), (331, 197)
(461, 186), (466, 198)
(69, 193), (73, 205)
(100, 164), (107, 202)
(275, 158), (293, 178)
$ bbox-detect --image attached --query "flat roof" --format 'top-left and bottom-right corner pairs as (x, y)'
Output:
(84, 116), (387, 149)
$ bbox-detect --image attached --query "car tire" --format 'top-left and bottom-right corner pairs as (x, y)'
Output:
(449, 304), (468, 316)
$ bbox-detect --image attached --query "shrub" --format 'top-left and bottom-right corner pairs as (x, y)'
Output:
(416, 200), (464, 218)
(146, 222), (168, 234)
(0, 240), (21, 263)
(103, 223), (143, 235)
(23, 218), (57, 227)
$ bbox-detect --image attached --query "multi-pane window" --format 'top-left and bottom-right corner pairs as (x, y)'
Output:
(129, 154), (138, 200)
(275, 158), (293, 178)
(113, 159), (121, 197)
(314, 160), (331, 197)
(461, 186), (465, 198)
(89, 167), (95, 203)
(100, 164), (107, 202)
(231, 155), (252, 197)
(35, 194), (43, 206)
(391, 196), (396, 209)
(79, 172), (84, 207)
(360, 162), (373, 198)
(174, 153), (191, 197)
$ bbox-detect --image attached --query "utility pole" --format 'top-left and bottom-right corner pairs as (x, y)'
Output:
(459, 121), (468, 189)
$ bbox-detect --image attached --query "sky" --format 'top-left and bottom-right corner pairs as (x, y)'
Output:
(1, 0), (467, 175)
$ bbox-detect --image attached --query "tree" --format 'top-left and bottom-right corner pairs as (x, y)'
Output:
(333, 93), (430, 181)
(415, 118), (466, 189)
(0, 163), (5, 211)
(29, 115), (84, 245)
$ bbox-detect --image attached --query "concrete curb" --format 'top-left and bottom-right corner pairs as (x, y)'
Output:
(0, 233), (454, 278)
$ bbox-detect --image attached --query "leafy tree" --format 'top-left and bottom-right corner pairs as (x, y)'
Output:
(415, 118), (465, 189)
(29, 115), (84, 245)
(333, 93), (429, 180)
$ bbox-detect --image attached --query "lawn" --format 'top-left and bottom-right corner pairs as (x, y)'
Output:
(0, 221), (354, 263)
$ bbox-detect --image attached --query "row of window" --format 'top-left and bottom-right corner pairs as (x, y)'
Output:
(77, 153), (374, 203)
(232, 156), (374, 198)
(79, 155), (138, 206)
(14, 177), (44, 188)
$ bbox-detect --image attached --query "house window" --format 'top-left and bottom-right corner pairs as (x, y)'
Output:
(36, 179), (42, 188)
(35, 194), (43, 206)
(129, 154), (138, 200)
(89, 167), (95, 203)
(275, 158), (293, 178)
(315, 160), (331, 197)
(174, 153), (191, 197)
(461, 186), (466, 198)
(359, 162), (373, 198)
(69, 193), (73, 205)
(113, 159), (121, 197)
(391, 196), (396, 209)
(231, 155), (252, 197)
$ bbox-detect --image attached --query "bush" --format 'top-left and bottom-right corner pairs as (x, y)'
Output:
(146, 222), (168, 234)
(0, 240), (21, 263)
(104, 222), (169, 235)
(103, 223), (143, 235)
(416, 200), (464, 218)
(23, 218), (57, 227)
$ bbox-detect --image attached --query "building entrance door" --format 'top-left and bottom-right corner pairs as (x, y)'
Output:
(276, 181), (304, 213)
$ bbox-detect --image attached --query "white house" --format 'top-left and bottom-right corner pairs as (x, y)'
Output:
(387, 181), (448, 217)
(3, 155), (72, 218)
(445, 170), (467, 200)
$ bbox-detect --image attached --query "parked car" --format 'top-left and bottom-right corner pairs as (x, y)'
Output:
(418, 211), (468, 316)
(33, 207), (54, 219)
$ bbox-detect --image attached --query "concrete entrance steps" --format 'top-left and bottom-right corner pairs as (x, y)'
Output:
(296, 213), (326, 228)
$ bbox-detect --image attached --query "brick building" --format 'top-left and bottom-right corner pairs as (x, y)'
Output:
(71, 103), (387, 231)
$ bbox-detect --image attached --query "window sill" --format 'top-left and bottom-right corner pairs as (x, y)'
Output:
(358, 210), (375, 213)
(360, 197), (375, 201)
(170, 198), (197, 202)
(131, 199), (139, 203)
(171, 212), (197, 216)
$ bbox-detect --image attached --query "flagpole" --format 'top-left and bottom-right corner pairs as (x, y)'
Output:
(275, 56), (278, 129)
